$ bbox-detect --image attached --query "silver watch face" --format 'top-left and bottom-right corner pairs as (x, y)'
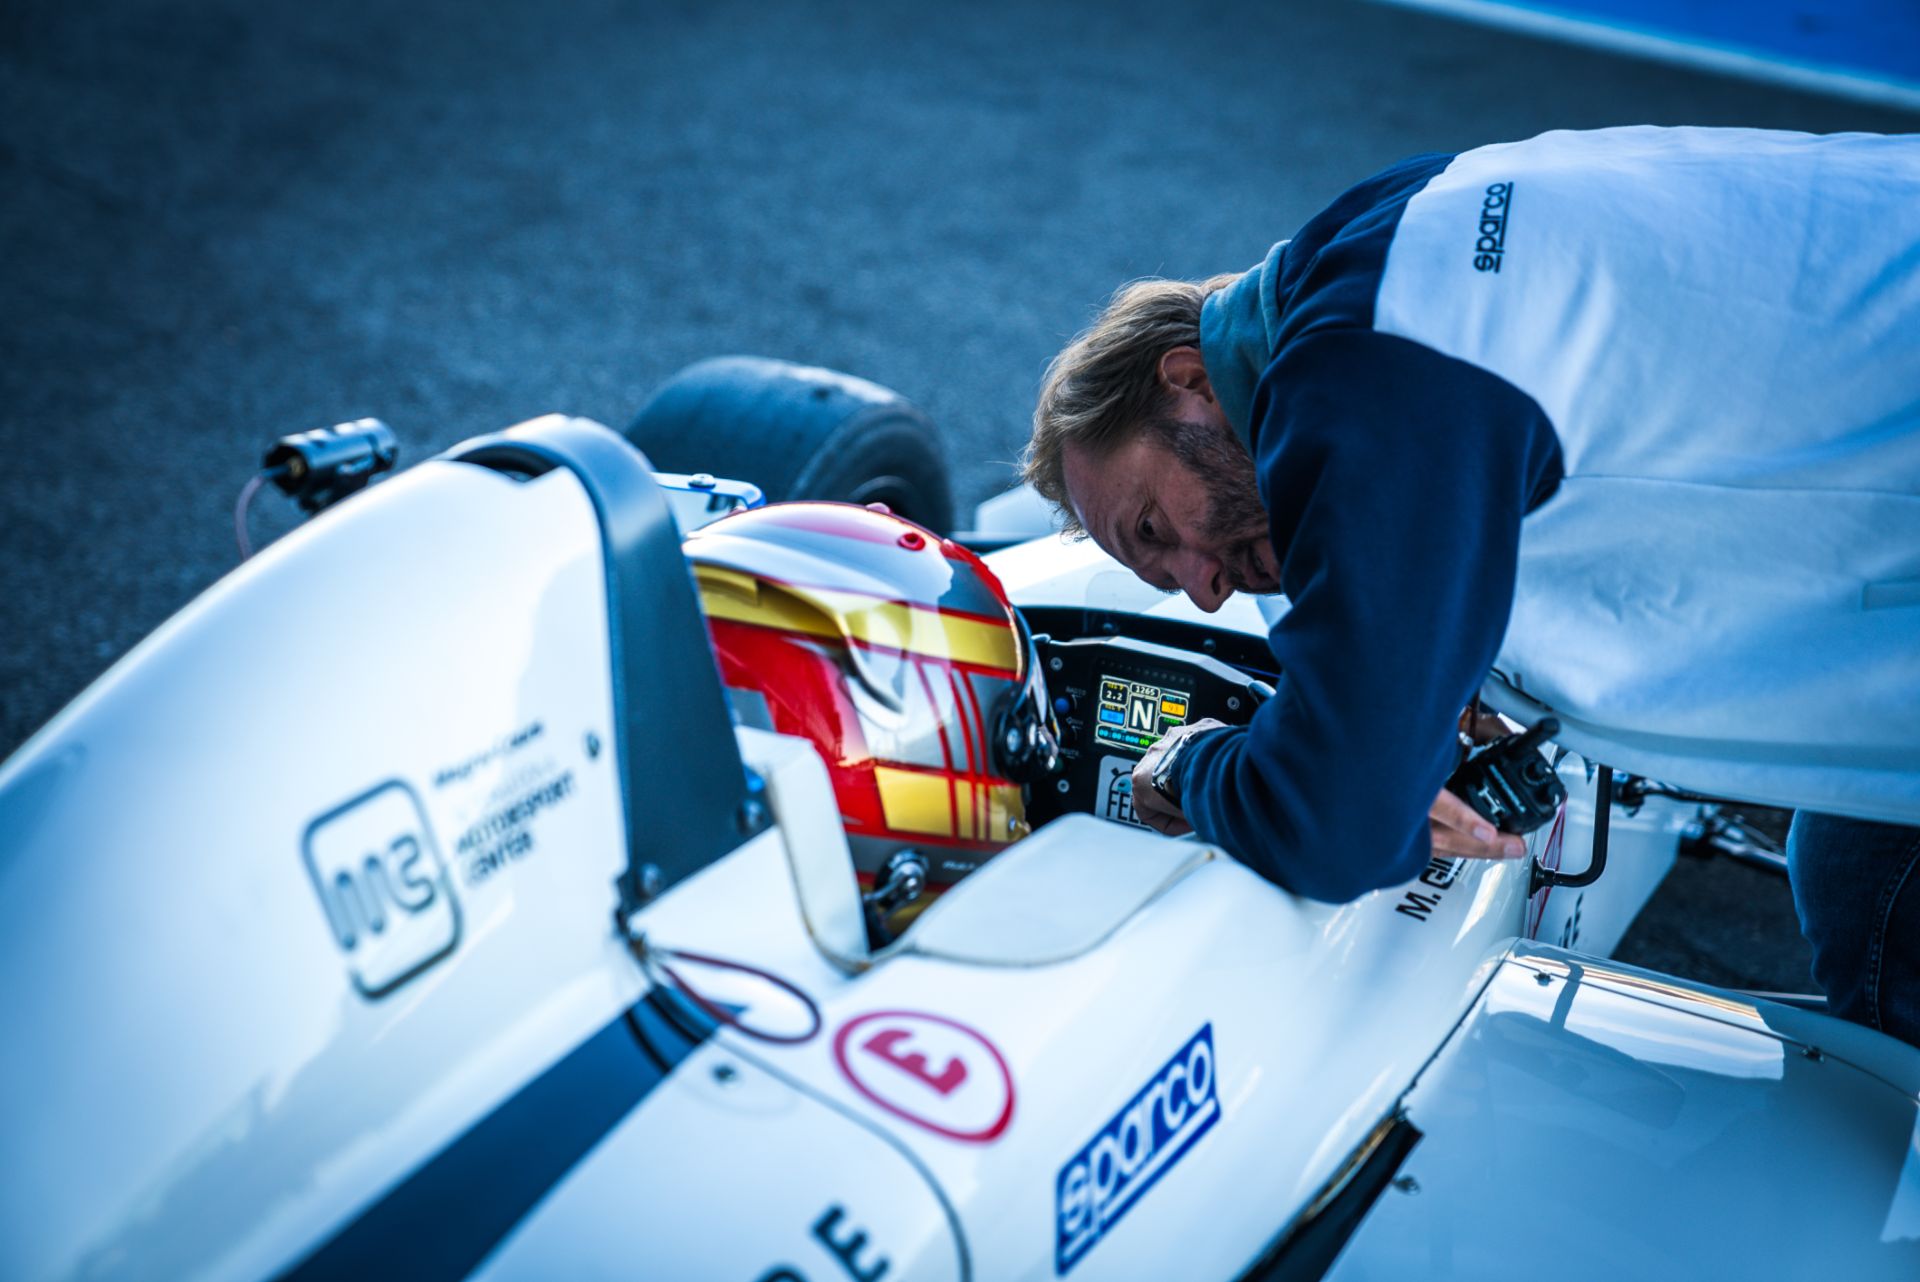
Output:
(1151, 736), (1184, 799)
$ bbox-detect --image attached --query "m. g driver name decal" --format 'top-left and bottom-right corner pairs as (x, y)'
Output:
(1055, 1024), (1219, 1275)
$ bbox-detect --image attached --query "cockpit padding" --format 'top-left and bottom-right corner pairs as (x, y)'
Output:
(889, 815), (1214, 967)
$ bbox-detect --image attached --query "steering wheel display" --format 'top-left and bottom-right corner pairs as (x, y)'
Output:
(1089, 673), (1195, 754)
(1024, 636), (1271, 831)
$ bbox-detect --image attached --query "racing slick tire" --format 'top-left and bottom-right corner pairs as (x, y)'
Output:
(627, 356), (955, 534)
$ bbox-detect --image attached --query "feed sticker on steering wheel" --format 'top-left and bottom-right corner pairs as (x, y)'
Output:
(1099, 755), (1147, 828)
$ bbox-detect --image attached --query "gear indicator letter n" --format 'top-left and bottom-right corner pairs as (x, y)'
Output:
(302, 780), (461, 998)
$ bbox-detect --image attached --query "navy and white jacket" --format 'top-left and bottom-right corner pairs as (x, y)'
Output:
(1174, 126), (1920, 902)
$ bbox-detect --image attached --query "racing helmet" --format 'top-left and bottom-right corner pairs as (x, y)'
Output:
(684, 502), (1060, 891)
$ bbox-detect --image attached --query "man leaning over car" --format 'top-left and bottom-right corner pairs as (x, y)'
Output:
(1022, 126), (1920, 1047)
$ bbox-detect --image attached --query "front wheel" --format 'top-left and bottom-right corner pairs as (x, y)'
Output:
(627, 356), (955, 534)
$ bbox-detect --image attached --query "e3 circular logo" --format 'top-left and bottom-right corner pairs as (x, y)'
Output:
(832, 1010), (1014, 1143)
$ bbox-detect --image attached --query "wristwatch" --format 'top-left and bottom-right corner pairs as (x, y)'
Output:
(1149, 727), (1201, 806)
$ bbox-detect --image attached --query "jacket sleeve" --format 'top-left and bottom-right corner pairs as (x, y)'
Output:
(1172, 329), (1562, 901)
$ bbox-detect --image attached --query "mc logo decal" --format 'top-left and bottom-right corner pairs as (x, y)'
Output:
(302, 780), (460, 998)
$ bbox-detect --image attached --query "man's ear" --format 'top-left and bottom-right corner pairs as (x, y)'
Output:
(1157, 346), (1215, 403)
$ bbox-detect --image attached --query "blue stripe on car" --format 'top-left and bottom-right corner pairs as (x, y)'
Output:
(276, 993), (706, 1281)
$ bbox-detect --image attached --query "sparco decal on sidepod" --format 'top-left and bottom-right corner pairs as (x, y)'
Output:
(1055, 1024), (1219, 1275)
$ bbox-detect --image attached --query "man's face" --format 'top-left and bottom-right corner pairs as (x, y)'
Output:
(1062, 420), (1280, 613)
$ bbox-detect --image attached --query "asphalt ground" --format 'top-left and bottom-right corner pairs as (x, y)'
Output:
(4, 0), (1914, 991)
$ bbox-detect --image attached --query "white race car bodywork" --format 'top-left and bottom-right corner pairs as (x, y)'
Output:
(2, 418), (1915, 1282)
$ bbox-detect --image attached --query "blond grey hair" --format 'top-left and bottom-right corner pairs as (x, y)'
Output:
(1023, 273), (1242, 534)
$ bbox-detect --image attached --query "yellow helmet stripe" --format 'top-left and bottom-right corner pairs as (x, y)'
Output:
(694, 570), (1020, 672)
(874, 767), (1026, 844)
(874, 765), (958, 839)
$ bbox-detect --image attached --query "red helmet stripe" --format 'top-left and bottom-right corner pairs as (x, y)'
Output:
(860, 757), (1003, 785)
(911, 659), (960, 838)
(960, 675), (990, 836)
(858, 639), (1016, 679)
(948, 666), (981, 838)
(945, 667), (979, 836)
(958, 672), (993, 838)
(851, 827), (1004, 854)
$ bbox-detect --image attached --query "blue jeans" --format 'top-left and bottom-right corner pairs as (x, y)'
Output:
(1787, 811), (1920, 1049)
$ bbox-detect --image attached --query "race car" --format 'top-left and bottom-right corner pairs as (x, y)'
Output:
(2, 360), (1916, 1282)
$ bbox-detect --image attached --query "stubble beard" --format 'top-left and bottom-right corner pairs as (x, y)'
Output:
(1153, 416), (1277, 595)
(1202, 462), (1271, 593)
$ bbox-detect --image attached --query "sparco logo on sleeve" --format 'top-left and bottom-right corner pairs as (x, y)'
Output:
(1473, 181), (1513, 272)
(1054, 1024), (1219, 1275)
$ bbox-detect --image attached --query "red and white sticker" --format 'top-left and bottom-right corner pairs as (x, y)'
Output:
(1525, 803), (1570, 938)
(656, 950), (822, 1044)
(832, 1010), (1015, 1143)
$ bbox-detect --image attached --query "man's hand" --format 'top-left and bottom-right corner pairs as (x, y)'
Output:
(1433, 705), (1528, 859)
(1429, 788), (1528, 859)
(1130, 718), (1230, 838)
